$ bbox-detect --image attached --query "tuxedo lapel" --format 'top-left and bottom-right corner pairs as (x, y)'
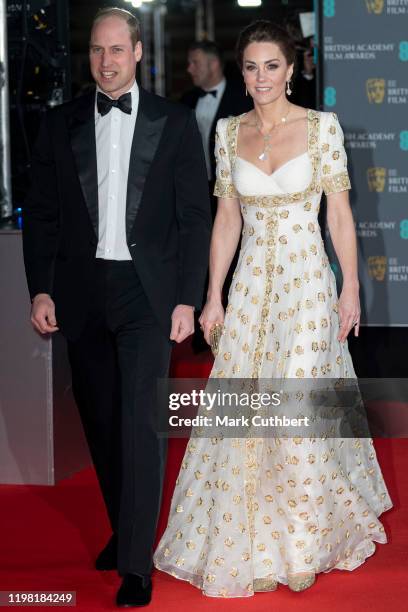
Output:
(211, 83), (233, 139)
(214, 86), (230, 124)
(68, 91), (99, 237)
(180, 88), (200, 110)
(126, 88), (168, 240)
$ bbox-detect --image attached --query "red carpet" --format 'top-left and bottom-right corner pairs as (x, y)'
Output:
(1, 343), (407, 610)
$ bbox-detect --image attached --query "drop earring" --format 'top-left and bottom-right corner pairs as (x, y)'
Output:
(286, 80), (292, 96)
(245, 86), (248, 96)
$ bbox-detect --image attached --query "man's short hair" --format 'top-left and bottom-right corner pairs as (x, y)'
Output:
(188, 40), (223, 65)
(92, 7), (141, 48)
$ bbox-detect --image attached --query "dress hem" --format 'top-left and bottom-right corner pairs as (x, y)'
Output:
(153, 502), (393, 599)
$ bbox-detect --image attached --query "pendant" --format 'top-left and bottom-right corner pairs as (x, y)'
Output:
(258, 152), (267, 161)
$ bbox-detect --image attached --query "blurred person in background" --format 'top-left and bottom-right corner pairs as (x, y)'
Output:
(182, 40), (252, 217)
(182, 41), (252, 351)
(291, 35), (316, 109)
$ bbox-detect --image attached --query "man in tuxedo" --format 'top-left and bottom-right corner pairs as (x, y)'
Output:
(23, 8), (211, 608)
(181, 42), (250, 349)
(291, 37), (317, 110)
(181, 40), (252, 216)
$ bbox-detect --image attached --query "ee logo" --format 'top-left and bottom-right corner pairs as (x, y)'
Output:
(323, 0), (336, 18)
(324, 87), (337, 107)
(400, 132), (408, 151)
(400, 220), (408, 239)
(399, 42), (408, 62)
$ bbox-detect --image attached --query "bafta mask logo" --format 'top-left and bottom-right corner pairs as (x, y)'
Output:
(366, 79), (385, 104)
(368, 256), (387, 281)
(365, 0), (385, 14)
(367, 167), (386, 192)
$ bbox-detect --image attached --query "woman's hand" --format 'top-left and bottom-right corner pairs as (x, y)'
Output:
(199, 298), (225, 345)
(337, 284), (360, 342)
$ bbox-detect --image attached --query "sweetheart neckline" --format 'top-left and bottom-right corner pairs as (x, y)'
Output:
(236, 151), (310, 178)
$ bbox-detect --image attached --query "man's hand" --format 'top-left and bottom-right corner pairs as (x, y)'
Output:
(31, 293), (59, 334)
(170, 304), (194, 343)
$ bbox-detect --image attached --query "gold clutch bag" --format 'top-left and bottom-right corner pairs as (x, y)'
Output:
(209, 323), (224, 356)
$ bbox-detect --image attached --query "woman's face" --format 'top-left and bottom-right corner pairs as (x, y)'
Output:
(242, 41), (293, 106)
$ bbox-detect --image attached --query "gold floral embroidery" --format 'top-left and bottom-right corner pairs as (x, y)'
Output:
(213, 119), (238, 198)
(251, 210), (278, 378)
(214, 180), (238, 198)
(322, 171), (351, 195)
(244, 438), (259, 543)
(224, 110), (321, 208)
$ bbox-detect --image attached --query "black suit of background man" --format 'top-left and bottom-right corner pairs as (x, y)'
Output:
(181, 79), (253, 187)
(181, 41), (253, 216)
(23, 9), (211, 606)
(180, 42), (252, 349)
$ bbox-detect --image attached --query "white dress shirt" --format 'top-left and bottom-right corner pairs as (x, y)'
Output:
(195, 78), (226, 180)
(95, 80), (139, 260)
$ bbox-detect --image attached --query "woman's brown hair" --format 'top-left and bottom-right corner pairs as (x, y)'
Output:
(236, 20), (296, 69)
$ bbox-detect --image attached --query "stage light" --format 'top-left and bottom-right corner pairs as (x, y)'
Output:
(123, 0), (142, 7)
(237, 0), (262, 6)
(124, 0), (155, 5)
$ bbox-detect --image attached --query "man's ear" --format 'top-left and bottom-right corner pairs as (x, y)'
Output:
(134, 40), (143, 63)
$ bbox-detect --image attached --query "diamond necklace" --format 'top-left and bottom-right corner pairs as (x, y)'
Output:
(255, 106), (292, 161)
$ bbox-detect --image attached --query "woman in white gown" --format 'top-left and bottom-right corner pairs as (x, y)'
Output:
(154, 20), (392, 597)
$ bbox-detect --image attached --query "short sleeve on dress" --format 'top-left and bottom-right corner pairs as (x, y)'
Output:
(213, 118), (238, 199)
(320, 113), (351, 195)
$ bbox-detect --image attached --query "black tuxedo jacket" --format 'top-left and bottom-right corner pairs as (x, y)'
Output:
(23, 87), (211, 340)
(181, 79), (253, 179)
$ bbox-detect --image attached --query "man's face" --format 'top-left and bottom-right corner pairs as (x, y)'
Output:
(187, 49), (214, 89)
(89, 16), (142, 99)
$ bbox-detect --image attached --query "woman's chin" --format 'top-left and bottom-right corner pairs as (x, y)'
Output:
(252, 93), (280, 106)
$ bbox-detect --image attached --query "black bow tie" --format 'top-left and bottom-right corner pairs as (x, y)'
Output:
(197, 88), (217, 99)
(97, 91), (132, 116)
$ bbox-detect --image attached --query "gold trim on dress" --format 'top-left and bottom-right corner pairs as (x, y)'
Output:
(213, 118), (239, 198)
(253, 576), (278, 591)
(251, 209), (279, 379)
(213, 181), (238, 198)
(225, 110), (322, 208)
(322, 171), (351, 195)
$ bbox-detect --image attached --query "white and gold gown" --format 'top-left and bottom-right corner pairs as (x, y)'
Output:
(153, 111), (392, 597)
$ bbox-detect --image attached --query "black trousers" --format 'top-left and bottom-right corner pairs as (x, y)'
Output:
(67, 259), (172, 576)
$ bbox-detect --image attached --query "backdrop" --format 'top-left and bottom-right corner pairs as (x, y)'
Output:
(321, 0), (408, 326)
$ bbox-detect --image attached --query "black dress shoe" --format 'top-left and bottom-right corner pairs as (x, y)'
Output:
(116, 574), (152, 607)
(95, 534), (117, 571)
